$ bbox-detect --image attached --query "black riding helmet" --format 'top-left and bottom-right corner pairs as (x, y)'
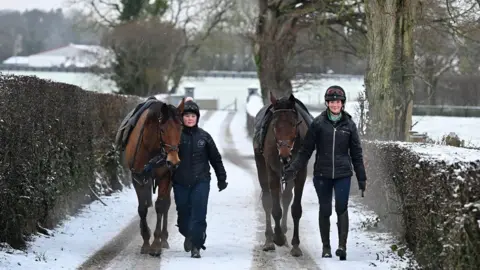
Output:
(182, 98), (200, 126)
(324, 85), (346, 103)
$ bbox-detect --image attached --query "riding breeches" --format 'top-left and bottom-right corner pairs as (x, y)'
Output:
(312, 176), (351, 216)
(173, 180), (210, 249)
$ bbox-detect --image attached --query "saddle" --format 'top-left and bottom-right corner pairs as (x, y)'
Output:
(115, 96), (162, 151)
(253, 98), (314, 154)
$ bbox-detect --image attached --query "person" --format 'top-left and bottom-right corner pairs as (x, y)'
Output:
(281, 85), (367, 261)
(172, 97), (228, 258)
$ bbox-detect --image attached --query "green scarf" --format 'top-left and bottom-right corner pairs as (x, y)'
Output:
(328, 110), (342, 122)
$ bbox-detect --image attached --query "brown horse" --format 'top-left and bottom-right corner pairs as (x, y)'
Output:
(124, 98), (185, 256)
(253, 92), (309, 257)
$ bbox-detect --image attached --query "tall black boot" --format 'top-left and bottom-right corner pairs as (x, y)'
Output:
(335, 211), (349, 261)
(319, 215), (332, 258)
(184, 237), (192, 252)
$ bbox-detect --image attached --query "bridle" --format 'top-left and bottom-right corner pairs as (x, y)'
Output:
(270, 107), (302, 157)
(129, 115), (181, 186)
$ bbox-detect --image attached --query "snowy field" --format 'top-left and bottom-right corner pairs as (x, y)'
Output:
(1, 108), (417, 270)
(2, 69), (478, 146)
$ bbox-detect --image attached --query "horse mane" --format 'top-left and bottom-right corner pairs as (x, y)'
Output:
(146, 101), (181, 125)
(273, 96), (295, 110)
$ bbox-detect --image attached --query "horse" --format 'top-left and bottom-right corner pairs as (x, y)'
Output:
(123, 98), (185, 257)
(253, 92), (310, 257)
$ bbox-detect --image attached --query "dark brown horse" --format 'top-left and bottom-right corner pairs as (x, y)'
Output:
(253, 92), (309, 257)
(124, 98), (185, 256)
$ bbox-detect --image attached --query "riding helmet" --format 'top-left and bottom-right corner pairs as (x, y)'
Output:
(324, 85), (346, 103)
(183, 97), (200, 119)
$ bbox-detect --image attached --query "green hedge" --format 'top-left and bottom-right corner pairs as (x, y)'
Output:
(0, 75), (139, 249)
(362, 141), (480, 269)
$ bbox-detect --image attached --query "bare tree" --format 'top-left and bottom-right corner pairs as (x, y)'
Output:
(72, 0), (234, 95)
(103, 20), (185, 96)
(254, 0), (365, 103)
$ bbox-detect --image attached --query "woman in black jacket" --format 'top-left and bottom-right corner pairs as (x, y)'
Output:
(282, 85), (367, 261)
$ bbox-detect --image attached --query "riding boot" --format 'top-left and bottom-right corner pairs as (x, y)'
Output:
(191, 247), (201, 258)
(335, 211), (349, 261)
(319, 215), (332, 258)
(184, 237), (192, 252)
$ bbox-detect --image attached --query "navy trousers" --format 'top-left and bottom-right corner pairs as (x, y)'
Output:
(173, 180), (210, 249)
(313, 176), (351, 217)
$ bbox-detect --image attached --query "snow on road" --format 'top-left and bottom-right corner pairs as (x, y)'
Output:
(229, 109), (416, 270)
(1, 109), (415, 270)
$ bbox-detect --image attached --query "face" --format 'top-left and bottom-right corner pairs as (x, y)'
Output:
(183, 113), (197, 127)
(328, 100), (343, 114)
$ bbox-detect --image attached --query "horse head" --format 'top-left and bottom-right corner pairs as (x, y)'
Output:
(144, 98), (185, 170)
(269, 91), (302, 165)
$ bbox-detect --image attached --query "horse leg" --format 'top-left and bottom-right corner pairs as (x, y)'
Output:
(255, 154), (275, 251)
(290, 168), (307, 257)
(268, 167), (286, 246)
(150, 176), (171, 256)
(160, 183), (172, 249)
(281, 180), (294, 234)
(134, 182), (152, 254)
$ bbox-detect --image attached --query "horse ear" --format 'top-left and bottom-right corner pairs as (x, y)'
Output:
(289, 93), (295, 103)
(177, 98), (185, 113)
(269, 91), (277, 105)
(161, 103), (169, 116)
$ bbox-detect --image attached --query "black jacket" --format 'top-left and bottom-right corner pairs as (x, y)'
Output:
(287, 110), (366, 181)
(173, 126), (227, 187)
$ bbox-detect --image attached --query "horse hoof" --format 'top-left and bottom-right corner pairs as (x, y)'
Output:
(290, 246), (303, 257)
(262, 242), (275, 251)
(161, 240), (170, 249)
(149, 247), (162, 257)
(140, 244), (150, 254)
(273, 234), (287, 246)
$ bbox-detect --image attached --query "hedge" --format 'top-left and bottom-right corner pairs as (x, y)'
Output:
(0, 74), (139, 249)
(362, 141), (480, 269)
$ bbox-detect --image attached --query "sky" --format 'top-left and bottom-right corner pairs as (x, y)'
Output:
(0, 0), (71, 12)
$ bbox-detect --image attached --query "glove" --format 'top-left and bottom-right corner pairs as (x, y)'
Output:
(358, 180), (366, 191)
(217, 181), (228, 192)
(281, 167), (297, 184)
(142, 163), (153, 175)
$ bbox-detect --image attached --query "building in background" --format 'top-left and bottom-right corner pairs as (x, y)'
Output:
(2, 43), (113, 68)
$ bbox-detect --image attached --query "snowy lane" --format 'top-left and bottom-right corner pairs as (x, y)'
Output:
(231, 109), (414, 270)
(226, 111), (321, 270)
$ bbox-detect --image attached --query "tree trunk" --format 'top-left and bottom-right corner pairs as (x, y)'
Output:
(364, 0), (418, 141)
(255, 1), (298, 104)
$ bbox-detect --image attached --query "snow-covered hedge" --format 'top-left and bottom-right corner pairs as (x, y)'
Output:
(0, 75), (138, 249)
(362, 141), (480, 269)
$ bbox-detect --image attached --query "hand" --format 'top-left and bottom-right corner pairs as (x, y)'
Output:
(142, 163), (153, 176)
(358, 180), (366, 192)
(218, 181), (228, 192)
(281, 170), (296, 184)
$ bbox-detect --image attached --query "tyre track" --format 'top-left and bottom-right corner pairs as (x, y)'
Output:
(78, 110), (216, 270)
(221, 112), (321, 270)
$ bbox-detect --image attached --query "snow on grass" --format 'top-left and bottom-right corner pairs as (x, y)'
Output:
(0, 186), (138, 270)
(412, 115), (480, 147)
